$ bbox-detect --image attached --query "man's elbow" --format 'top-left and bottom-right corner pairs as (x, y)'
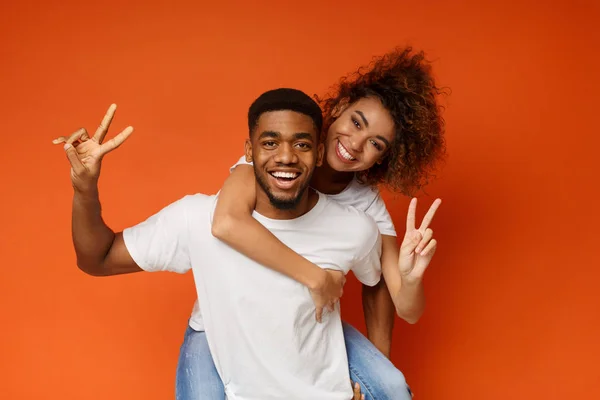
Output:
(76, 260), (107, 277)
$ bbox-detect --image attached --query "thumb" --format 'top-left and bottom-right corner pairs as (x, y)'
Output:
(64, 143), (85, 175)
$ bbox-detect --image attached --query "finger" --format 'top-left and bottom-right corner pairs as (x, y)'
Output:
(353, 382), (361, 399)
(63, 128), (89, 146)
(413, 239), (437, 277)
(63, 143), (85, 174)
(418, 198), (442, 232)
(400, 230), (422, 255)
(415, 228), (433, 254)
(406, 198), (417, 231)
(98, 126), (134, 156)
(53, 135), (84, 147)
(420, 238), (437, 257)
(66, 128), (89, 144)
(326, 301), (335, 313)
(93, 104), (117, 142)
(315, 306), (323, 323)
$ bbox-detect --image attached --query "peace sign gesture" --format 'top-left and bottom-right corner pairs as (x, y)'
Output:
(53, 104), (133, 193)
(398, 198), (441, 280)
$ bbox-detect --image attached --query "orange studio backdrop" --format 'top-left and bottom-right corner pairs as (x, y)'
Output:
(1, 0), (599, 399)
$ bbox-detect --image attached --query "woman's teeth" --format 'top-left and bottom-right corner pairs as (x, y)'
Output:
(338, 141), (356, 161)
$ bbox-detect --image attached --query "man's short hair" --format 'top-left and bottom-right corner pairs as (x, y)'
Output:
(248, 88), (323, 136)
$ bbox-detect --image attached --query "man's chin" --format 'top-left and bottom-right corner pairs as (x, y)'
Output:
(255, 170), (311, 212)
(268, 194), (301, 210)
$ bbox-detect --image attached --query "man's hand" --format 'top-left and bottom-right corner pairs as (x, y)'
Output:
(52, 104), (133, 193)
(398, 198), (441, 281)
(351, 381), (365, 400)
(309, 269), (345, 323)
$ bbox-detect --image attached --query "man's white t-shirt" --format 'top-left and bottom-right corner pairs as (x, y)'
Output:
(123, 192), (382, 400)
(174, 156), (396, 332)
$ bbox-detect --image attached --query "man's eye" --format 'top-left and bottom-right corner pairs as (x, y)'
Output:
(263, 141), (277, 147)
(296, 143), (311, 149)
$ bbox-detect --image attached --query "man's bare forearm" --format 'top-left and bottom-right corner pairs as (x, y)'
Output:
(362, 279), (395, 358)
(55, 105), (138, 276)
(72, 188), (115, 275)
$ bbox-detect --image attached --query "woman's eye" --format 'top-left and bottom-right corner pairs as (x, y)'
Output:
(352, 118), (361, 129)
(370, 140), (382, 151)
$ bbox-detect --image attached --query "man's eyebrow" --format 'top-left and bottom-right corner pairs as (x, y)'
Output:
(293, 132), (314, 141)
(258, 131), (280, 139)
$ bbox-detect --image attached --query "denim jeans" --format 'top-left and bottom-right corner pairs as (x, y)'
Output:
(175, 321), (412, 400)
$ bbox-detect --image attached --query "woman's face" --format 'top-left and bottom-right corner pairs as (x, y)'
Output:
(325, 97), (396, 173)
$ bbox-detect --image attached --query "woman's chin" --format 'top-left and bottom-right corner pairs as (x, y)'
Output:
(326, 153), (348, 172)
(327, 153), (374, 173)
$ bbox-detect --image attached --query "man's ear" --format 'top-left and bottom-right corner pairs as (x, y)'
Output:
(245, 139), (253, 163)
(316, 143), (325, 167)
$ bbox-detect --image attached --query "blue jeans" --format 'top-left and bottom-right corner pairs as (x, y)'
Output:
(175, 321), (412, 400)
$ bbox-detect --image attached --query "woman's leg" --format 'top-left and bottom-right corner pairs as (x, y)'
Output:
(175, 325), (225, 400)
(343, 322), (413, 400)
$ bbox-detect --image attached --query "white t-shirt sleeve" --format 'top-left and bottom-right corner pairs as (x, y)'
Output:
(122, 196), (192, 273)
(364, 191), (397, 237)
(351, 217), (383, 287)
(229, 155), (253, 173)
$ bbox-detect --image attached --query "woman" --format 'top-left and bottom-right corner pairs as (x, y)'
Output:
(177, 46), (446, 400)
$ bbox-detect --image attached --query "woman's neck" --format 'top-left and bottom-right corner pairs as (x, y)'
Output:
(311, 158), (355, 195)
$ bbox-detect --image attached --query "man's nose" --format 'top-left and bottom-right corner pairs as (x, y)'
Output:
(273, 143), (298, 164)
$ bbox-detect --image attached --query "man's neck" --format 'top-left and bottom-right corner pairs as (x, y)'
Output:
(254, 188), (319, 220)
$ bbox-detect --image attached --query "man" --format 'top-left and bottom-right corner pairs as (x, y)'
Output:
(57, 89), (383, 399)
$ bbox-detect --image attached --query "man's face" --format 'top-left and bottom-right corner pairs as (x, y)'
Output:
(246, 110), (324, 210)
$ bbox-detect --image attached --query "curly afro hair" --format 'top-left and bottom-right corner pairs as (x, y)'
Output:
(317, 46), (447, 196)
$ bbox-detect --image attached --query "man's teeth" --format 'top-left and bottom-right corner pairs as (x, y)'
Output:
(338, 142), (356, 161)
(271, 171), (299, 179)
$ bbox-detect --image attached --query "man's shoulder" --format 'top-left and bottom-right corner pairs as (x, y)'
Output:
(183, 193), (217, 205)
(172, 193), (218, 218)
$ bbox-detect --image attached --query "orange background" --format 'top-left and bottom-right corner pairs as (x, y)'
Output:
(1, 1), (599, 399)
